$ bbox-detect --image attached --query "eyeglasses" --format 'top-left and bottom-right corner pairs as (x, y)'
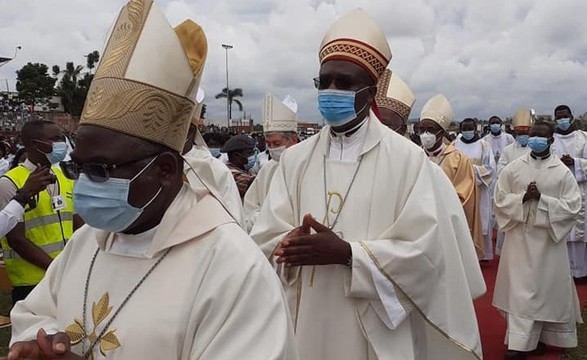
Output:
(60, 154), (158, 183)
(313, 76), (355, 90)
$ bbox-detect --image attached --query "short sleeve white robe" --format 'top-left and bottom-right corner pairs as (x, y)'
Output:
(493, 153), (582, 324)
(251, 113), (485, 360)
(10, 185), (298, 360)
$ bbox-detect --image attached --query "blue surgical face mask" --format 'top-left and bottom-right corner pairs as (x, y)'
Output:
(527, 137), (549, 154)
(73, 157), (161, 233)
(245, 152), (258, 171)
(461, 130), (476, 141)
(317, 87), (370, 127)
(209, 148), (221, 158)
(556, 118), (571, 131)
(516, 135), (529, 146)
(490, 124), (501, 134)
(38, 141), (68, 164)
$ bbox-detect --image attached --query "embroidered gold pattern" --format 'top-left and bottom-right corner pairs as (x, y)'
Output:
(320, 39), (388, 80)
(65, 293), (121, 360)
(81, 77), (194, 152)
(375, 70), (411, 120)
(96, 0), (152, 78)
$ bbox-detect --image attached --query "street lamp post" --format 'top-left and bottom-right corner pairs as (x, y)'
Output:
(0, 46), (22, 70)
(222, 44), (233, 130)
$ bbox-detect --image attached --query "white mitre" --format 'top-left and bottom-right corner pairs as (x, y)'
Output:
(375, 69), (416, 121)
(420, 94), (454, 130)
(80, 0), (208, 152)
(262, 94), (297, 133)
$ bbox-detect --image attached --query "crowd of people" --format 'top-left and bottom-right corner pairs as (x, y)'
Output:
(0, 1), (584, 360)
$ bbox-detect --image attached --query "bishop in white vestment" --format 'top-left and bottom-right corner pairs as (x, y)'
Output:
(493, 122), (582, 357)
(7, 2), (297, 359)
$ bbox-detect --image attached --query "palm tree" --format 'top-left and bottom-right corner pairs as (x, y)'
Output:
(215, 88), (243, 120)
(53, 62), (86, 116)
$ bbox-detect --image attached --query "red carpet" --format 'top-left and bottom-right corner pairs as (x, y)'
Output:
(475, 257), (587, 360)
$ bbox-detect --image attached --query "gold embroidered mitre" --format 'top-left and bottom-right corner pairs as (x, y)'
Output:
(420, 94), (454, 130)
(263, 94), (298, 133)
(512, 108), (532, 130)
(319, 9), (392, 81)
(80, 0), (208, 152)
(375, 69), (416, 121)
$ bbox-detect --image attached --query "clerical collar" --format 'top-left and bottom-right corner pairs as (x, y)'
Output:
(490, 131), (502, 137)
(530, 152), (551, 160)
(425, 143), (445, 157)
(330, 116), (368, 138)
(106, 225), (159, 258)
(555, 131), (575, 139)
(460, 134), (480, 144)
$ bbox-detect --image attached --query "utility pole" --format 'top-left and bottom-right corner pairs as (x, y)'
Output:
(222, 44), (233, 130)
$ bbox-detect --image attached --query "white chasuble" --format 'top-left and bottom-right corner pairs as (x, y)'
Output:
(251, 112), (485, 360)
(493, 154), (583, 323)
(244, 160), (280, 233)
(10, 185), (298, 360)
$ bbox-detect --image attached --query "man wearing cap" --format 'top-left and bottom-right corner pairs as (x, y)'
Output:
(552, 104), (587, 279)
(374, 69), (415, 136)
(494, 121), (582, 359)
(486, 116), (515, 163)
(183, 90), (244, 226)
(7, 2), (297, 359)
(251, 9), (483, 360)
(244, 94), (298, 232)
(418, 94), (484, 258)
(497, 109), (532, 175)
(221, 134), (258, 198)
(455, 118), (496, 261)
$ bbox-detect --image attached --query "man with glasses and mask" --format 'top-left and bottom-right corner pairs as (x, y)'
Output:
(551, 104), (587, 279)
(0, 120), (83, 303)
(455, 117), (496, 261)
(7, 2), (296, 359)
(374, 69), (415, 136)
(251, 9), (484, 360)
(244, 93), (298, 233)
(418, 94), (484, 258)
(221, 134), (258, 199)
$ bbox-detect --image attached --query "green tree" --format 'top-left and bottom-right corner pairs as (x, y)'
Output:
(86, 51), (100, 73)
(15, 62), (56, 107)
(53, 52), (99, 116)
(215, 88), (243, 119)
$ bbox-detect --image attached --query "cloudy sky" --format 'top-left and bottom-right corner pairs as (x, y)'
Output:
(1, 0), (585, 125)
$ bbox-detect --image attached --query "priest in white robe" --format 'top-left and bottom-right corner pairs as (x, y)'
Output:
(486, 116), (515, 164)
(551, 104), (587, 278)
(455, 118), (496, 260)
(183, 90), (245, 227)
(493, 121), (582, 359)
(251, 9), (484, 360)
(6, 2), (297, 359)
(495, 109), (532, 256)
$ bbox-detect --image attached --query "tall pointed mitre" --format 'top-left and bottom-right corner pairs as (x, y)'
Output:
(375, 69), (416, 121)
(420, 94), (454, 130)
(319, 9), (392, 81)
(512, 108), (532, 129)
(80, 0), (208, 152)
(262, 94), (298, 133)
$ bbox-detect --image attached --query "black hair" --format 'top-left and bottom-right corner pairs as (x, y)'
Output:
(489, 116), (502, 123)
(554, 105), (572, 116)
(21, 120), (55, 141)
(203, 132), (226, 146)
(460, 118), (476, 129)
(11, 148), (27, 169)
(532, 121), (555, 137)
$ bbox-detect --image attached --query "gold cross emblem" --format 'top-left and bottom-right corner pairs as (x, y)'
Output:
(65, 293), (121, 359)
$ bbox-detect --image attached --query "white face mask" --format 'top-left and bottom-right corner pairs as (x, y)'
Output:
(268, 146), (286, 162)
(420, 132), (438, 150)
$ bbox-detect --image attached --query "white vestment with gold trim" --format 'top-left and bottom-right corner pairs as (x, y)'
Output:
(10, 185), (297, 360)
(251, 112), (485, 360)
